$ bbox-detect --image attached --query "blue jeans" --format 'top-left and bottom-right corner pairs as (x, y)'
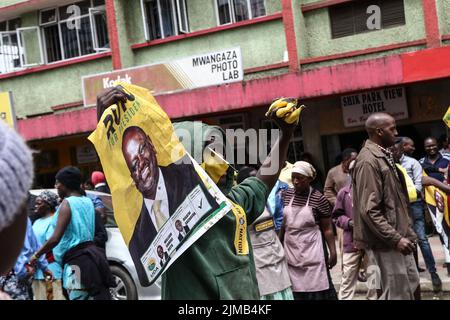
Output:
(409, 201), (436, 273)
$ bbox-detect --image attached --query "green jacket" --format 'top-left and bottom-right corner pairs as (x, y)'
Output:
(162, 121), (268, 299)
(162, 177), (268, 299)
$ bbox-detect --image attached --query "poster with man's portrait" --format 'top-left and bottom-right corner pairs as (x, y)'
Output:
(424, 180), (450, 250)
(89, 82), (232, 286)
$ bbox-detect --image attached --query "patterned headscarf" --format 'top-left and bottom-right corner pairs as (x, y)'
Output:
(38, 190), (59, 211)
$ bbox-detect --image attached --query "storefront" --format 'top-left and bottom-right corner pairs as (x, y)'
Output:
(317, 79), (450, 170)
(193, 105), (304, 166)
(31, 135), (100, 188)
(29, 76), (449, 189)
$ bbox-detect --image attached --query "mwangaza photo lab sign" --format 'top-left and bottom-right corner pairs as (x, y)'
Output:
(82, 47), (243, 107)
(341, 87), (408, 127)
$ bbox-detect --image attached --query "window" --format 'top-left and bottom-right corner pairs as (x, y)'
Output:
(0, 18), (22, 73)
(329, 0), (405, 38)
(0, 18), (41, 73)
(141, 0), (189, 41)
(39, 0), (109, 63)
(216, 0), (266, 25)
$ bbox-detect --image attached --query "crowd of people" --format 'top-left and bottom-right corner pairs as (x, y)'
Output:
(1, 86), (450, 301)
(237, 114), (450, 300)
(0, 149), (114, 300)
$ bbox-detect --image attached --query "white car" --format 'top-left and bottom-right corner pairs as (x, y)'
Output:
(29, 189), (161, 300)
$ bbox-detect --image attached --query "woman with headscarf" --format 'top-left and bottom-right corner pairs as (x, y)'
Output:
(280, 161), (338, 300)
(30, 166), (113, 300)
(32, 190), (65, 300)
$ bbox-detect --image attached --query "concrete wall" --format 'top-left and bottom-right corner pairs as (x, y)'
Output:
(1, 0), (27, 6)
(188, 0), (218, 32)
(115, 0), (135, 68)
(125, 0), (282, 45)
(123, 0), (146, 46)
(292, 0), (308, 60)
(0, 57), (112, 118)
(20, 11), (40, 65)
(133, 19), (287, 70)
(301, 0), (426, 59)
(440, 0), (450, 35)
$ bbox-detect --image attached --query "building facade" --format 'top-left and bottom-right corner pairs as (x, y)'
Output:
(0, 0), (449, 187)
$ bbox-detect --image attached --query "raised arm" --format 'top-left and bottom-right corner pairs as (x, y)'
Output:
(422, 175), (450, 194)
(96, 86), (130, 121)
(256, 123), (295, 193)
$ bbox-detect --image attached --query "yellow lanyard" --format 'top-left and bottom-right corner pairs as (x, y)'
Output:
(229, 200), (249, 256)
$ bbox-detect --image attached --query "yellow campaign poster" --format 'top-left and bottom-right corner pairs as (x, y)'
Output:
(424, 177), (450, 250)
(88, 82), (231, 286)
(0, 91), (16, 129)
(444, 106), (450, 128)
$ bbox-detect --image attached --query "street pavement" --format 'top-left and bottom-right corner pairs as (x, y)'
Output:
(330, 235), (450, 299)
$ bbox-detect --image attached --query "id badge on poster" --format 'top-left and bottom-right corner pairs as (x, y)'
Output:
(88, 82), (232, 286)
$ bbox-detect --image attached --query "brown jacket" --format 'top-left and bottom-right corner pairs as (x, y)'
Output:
(324, 164), (349, 206)
(352, 140), (416, 250)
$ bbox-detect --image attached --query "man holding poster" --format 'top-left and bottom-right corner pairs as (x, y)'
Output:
(90, 83), (222, 288)
(91, 84), (304, 299)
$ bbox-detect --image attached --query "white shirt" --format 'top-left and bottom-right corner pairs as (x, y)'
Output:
(144, 168), (170, 231)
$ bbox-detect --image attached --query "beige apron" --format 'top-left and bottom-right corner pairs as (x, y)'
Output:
(283, 188), (329, 292)
(249, 207), (292, 296)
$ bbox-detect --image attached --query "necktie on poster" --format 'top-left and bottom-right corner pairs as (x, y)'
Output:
(88, 82), (232, 286)
(152, 200), (166, 231)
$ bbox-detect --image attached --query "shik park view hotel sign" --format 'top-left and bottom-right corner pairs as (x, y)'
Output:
(341, 87), (409, 128)
(82, 47), (243, 107)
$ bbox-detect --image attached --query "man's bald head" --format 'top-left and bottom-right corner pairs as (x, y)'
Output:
(365, 113), (398, 148)
(365, 113), (395, 135)
(402, 137), (415, 156)
(402, 137), (414, 145)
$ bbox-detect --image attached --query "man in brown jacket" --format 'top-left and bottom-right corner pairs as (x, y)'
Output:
(324, 148), (358, 207)
(352, 113), (419, 300)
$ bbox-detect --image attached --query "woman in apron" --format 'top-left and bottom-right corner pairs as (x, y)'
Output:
(280, 161), (338, 300)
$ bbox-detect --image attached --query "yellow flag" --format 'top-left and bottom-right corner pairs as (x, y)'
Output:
(396, 164), (417, 203)
(444, 106), (450, 128)
(0, 92), (16, 129)
(200, 147), (229, 184)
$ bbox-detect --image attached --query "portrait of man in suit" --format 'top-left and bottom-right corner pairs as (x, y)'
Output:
(157, 245), (170, 267)
(122, 126), (219, 286)
(175, 219), (191, 242)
